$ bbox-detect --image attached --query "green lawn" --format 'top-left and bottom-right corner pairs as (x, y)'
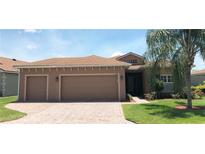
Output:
(122, 97), (205, 124)
(0, 96), (26, 122)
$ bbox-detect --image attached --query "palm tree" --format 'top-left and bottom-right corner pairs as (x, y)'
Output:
(145, 29), (205, 109)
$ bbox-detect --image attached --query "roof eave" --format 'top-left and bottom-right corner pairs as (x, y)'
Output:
(14, 64), (131, 69)
(0, 69), (18, 73)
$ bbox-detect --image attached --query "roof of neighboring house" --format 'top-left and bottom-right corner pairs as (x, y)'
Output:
(14, 55), (131, 68)
(0, 57), (27, 72)
(192, 69), (205, 75)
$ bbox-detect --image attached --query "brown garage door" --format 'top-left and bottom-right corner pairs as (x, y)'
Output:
(61, 75), (118, 102)
(26, 76), (47, 101)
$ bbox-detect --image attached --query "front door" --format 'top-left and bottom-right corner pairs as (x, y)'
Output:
(126, 73), (143, 97)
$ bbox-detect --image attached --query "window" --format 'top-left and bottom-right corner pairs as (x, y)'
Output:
(127, 59), (138, 64)
(160, 75), (173, 83)
(167, 75), (173, 82)
(160, 75), (167, 82)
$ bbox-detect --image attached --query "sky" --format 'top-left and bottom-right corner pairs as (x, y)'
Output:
(0, 29), (204, 70)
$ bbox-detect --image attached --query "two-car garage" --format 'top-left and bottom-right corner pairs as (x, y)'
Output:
(25, 74), (119, 102)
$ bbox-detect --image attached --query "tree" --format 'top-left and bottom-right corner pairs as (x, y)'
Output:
(145, 30), (205, 109)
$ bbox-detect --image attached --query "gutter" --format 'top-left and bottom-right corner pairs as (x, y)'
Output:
(0, 68), (19, 74)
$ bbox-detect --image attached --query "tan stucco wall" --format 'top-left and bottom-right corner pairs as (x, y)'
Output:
(119, 55), (144, 65)
(142, 68), (151, 94)
(160, 67), (173, 74)
(19, 67), (126, 102)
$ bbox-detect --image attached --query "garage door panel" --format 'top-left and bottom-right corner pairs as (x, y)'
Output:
(61, 75), (118, 102)
(26, 76), (47, 101)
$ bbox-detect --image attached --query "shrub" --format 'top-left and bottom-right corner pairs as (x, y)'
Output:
(192, 93), (201, 99)
(152, 79), (164, 98)
(171, 93), (181, 99)
(144, 92), (156, 100)
(192, 82), (205, 99)
(192, 84), (205, 93)
(192, 89), (204, 99)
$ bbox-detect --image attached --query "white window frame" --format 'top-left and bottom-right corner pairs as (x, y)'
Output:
(160, 74), (173, 83)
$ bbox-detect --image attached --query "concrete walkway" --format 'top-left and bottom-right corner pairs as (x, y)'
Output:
(132, 97), (150, 104)
(5, 103), (131, 124)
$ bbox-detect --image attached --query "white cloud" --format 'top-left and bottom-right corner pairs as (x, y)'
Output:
(24, 29), (41, 33)
(26, 44), (37, 50)
(110, 51), (124, 57)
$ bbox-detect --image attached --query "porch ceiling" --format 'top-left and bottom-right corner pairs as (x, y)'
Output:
(127, 65), (146, 71)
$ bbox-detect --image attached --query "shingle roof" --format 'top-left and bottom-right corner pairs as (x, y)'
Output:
(192, 69), (205, 75)
(0, 57), (27, 72)
(14, 55), (130, 68)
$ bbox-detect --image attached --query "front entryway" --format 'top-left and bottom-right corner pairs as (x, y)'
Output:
(126, 72), (143, 97)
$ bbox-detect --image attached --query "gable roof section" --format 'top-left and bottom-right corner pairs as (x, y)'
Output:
(116, 52), (144, 60)
(0, 57), (27, 72)
(192, 69), (205, 75)
(14, 55), (130, 68)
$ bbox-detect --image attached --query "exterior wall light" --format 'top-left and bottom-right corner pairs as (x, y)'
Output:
(56, 76), (59, 82)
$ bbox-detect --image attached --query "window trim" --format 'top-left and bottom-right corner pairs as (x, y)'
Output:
(127, 59), (138, 64)
(160, 74), (173, 83)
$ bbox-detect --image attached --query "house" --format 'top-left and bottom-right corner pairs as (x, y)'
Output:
(0, 57), (27, 97)
(15, 52), (173, 102)
(191, 69), (205, 86)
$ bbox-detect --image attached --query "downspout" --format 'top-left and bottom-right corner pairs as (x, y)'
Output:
(1, 72), (6, 97)
(17, 68), (20, 101)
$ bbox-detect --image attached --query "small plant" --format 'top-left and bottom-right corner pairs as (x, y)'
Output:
(144, 92), (156, 100)
(171, 93), (181, 99)
(127, 94), (133, 102)
(152, 79), (164, 98)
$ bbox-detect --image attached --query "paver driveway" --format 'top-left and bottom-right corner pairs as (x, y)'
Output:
(5, 103), (130, 124)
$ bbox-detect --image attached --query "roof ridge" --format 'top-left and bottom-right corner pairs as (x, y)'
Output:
(31, 55), (109, 62)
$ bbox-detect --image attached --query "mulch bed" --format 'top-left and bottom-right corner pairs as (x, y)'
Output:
(176, 105), (205, 110)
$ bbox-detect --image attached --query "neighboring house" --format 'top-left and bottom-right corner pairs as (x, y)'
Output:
(191, 69), (205, 86)
(15, 52), (173, 102)
(0, 57), (27, 97)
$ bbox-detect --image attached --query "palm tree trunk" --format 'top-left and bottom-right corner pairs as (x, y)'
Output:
(185, 66), (192, 109)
